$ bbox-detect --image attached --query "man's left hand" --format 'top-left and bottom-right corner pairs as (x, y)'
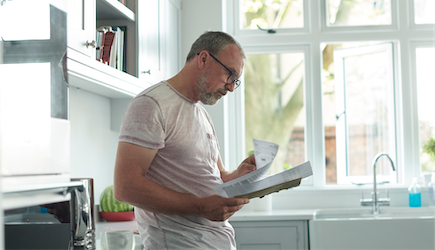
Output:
(235, 154), (256, 177)
(220, 154), (257, 182)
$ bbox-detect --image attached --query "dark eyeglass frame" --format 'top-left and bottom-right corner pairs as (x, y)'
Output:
(197, 52), (241, 89)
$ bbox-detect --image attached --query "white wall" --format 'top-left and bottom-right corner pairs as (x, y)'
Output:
(180, 0), (225, 60)
(69, 87), (119, 204)
(180, 0), (234, 169)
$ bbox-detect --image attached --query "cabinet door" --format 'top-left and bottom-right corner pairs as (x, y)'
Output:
(231, 221), (309, 250)
(67, 0), (96, 59)
(138, 0), (164, 84)
(165, 0), (181, 79)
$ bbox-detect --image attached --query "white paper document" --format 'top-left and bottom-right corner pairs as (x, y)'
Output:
(213, 139), (313, 198)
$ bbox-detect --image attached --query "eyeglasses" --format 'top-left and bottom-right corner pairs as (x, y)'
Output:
(198, 52), (241, 89)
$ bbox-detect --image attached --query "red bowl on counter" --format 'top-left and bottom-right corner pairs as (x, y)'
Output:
(100, 211), (135, 222)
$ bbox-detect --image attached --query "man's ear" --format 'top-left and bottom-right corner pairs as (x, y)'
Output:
(197, 51), (208, 70)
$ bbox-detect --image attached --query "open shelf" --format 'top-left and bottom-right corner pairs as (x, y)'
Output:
(96, 0), (135, 21)
(67, 49), (148, 99)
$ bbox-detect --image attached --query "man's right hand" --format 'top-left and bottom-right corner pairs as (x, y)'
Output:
(197, 195), (249, 221)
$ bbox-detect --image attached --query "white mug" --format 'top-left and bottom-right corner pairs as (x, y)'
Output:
(101, 230), (135, 250)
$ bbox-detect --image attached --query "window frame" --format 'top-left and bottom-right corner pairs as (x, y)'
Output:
(409, 40), (435, 175)
(409, 0), (435, 29)
(333, 42), (398, 185)
(320, 0), (399, 33)
(226, 0), (435, 189)
(229, 44), (314, 186)
(230, 0), (311, 36)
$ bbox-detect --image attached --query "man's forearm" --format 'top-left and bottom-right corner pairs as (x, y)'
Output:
(114, 175), (201, 216)
(220, 170), (240, 183)
(114, 175), (248, 221)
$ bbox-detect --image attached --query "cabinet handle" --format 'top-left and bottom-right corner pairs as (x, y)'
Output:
(85, 40), (96, 48)
(141, 70), (151, 75)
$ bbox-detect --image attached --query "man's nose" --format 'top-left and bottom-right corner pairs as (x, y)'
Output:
(226, 82), (235, 92)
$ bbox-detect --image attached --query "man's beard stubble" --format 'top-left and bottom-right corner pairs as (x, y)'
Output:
(196, 74), (227, 106)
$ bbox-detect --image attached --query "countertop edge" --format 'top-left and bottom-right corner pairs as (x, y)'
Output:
(229, 209), (317, 221)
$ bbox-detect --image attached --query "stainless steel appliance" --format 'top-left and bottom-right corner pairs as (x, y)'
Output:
(4, 178), (96, 250)
(69, 178), (96, 250)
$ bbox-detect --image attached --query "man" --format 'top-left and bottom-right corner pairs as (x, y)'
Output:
(114, 31), (256, 249)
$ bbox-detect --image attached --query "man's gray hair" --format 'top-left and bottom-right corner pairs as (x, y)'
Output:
(186, 31), (245, 62)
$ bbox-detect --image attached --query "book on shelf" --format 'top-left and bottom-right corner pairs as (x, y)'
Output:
(213, 139), (313, 199)
(109, 26), (119, 68)
(118, 26), (128, 72)
(95, 29), (105, 60)
(95, 26), (127, 72)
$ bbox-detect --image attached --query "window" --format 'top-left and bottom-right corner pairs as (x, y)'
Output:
(240, 0), (304, 30)
(227, 0), (435, 188)
(333, 43), (397, 185)
(0, 1), (50, 40)
(322, 42), (397, 185)
(232, 0), (309, 35)
(326, 0), (392, 26)
(413, 45), (435, 174)
(244, 52), (306, 174)
(414, 0), (435, 24)
(0, 63), (52, 162)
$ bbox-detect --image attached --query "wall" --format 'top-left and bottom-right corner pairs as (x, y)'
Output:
(180, 0), (233, 168)
(69, 87), (119, 203)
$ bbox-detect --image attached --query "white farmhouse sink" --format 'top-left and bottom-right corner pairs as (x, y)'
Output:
(310, 207), (435, 250)
(314, 207), (435, 220)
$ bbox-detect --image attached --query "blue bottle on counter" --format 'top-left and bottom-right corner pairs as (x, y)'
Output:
(408, 177), (421, 207)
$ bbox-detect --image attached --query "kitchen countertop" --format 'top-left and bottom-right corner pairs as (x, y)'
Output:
(94, 209), (316, 248)
(95, 209), (317, 233)
(230, 209), (317, 221)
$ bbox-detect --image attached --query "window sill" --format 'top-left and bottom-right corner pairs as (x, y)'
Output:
(271, 185), (430, 210)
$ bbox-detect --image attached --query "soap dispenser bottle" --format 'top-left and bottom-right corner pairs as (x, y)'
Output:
(428, 174), (435, 207)
(408, 177), (421, 207)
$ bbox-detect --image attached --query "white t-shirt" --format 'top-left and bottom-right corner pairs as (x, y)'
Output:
(118, 81), (236, 250)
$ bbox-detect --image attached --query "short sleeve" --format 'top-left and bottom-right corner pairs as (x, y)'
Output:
(118, 95), (165, 149)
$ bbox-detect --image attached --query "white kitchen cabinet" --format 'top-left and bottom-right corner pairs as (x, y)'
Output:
(66, 0), (181, 98)
(137, 0), (165, 84)
(67, 0), (96, 59)
(165, 0), (182, 79)
(230, 220), (309, 250)
(67, 0), (147, 98)
(138, 0), (181, 84)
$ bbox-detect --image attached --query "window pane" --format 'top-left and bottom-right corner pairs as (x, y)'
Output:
(240, 0), (304, 30)
(244, 53), (305, 174)
(322, 42), (395, 185)
(322, 43), (339, 184)
(0, 1), (50, 40)
(414, 0), (435, 24)
(327, 0), (391, 26)
(417, 48), (435, 173)
(344, 50), (395, 178)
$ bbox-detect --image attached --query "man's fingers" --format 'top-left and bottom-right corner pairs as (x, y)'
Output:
(224, 197), (249, 207)
(246, 154), (256, 164)
(246, 164), (256, 171)
(201, 196), (250, 221)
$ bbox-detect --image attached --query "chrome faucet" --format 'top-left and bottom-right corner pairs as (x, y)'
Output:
(360, 152), (396, 214)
